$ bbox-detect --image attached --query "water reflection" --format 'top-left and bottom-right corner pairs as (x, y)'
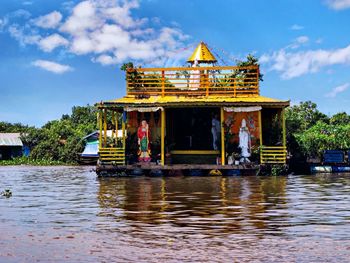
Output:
(97, 176), (290, 237)
(1, 167), (350, 262)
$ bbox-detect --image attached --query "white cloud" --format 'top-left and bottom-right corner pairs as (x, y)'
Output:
(6, 0), (190, 66)
(32, 60), (73, 74)
(38, 33), (69, 52)
(325, 83), (349, 97)
(296, 36), (309, 44)
(8, 25), (40, 46)
(288, 35), (310, 49)
(290, 24), (304, 30)
(93, 54), (118, 65)
(326, 0), (350, 10)
(261, 44), (350, 79)
(33, 11), (62, 29)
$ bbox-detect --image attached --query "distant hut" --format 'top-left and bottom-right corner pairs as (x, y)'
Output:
(0, 133), (29, 160)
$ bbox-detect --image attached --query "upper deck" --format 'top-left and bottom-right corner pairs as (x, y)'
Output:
(125, 65), (260, 97)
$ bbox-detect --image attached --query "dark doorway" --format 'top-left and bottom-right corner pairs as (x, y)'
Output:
(167, 107), (220, 150)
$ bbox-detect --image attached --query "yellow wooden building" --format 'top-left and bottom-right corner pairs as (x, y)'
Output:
(96, 42), (289, 176)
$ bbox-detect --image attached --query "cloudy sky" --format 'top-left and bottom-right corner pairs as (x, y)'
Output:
(1, 0), (350, 126)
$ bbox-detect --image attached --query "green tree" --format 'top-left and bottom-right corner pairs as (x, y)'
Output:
(285, 101), (328, 135)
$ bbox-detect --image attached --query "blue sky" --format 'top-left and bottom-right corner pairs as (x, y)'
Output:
(1, 0), (350, 126)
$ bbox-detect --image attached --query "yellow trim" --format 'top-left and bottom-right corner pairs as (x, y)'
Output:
(171, 150), (220, 155)
(161, 109), (165, 165)
(103, 109), (107, 147)
(111, 111), (115, 140)
(122, 115), (126, 150)
(115, 111), (118, 139)
(220, 107), (225, 165)
(258, 110), (263, 164)
(282, 108), (286, 147)
(107, 95), (289, 107)
(98, 110), (102, 149)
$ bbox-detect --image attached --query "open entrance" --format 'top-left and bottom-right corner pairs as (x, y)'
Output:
(166, 107), (220, 164)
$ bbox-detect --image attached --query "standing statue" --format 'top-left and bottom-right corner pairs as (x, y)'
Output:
(137, 120), (151, 162)
(211, 114), (221, 150)
(239, 118), (251, 163)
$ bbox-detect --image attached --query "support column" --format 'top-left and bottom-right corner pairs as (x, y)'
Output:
(103, 109), (107, 147)
(161, 108), (166, 165)
(282, 108), (286, 147)
(258, 109), (263, 164)
(122, 111), (126, 150)
(115, 110), (119, 144)
(220, 107), (225, 165)
(111, 110), (115, 141)
(99, 109), (103, 148)
(282, 108), (287, 164)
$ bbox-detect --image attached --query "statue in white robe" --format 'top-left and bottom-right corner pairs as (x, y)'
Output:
(239, 118), (251, 163)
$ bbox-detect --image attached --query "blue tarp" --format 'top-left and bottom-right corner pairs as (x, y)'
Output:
(81, 141), (99, 157)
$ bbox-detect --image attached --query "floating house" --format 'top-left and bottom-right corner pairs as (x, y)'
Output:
(0, 133), (29, 160)
(96, 42), (290, 176)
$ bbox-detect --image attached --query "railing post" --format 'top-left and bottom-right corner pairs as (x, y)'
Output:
(126, 71), (129, 95)
(161, 70), (165, 97)
(233, 77), (236, 97)
(257, 66), (260, 95)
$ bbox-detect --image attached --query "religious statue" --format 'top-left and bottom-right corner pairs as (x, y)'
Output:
(211, 114), (221, 150)
(137, 120), (151, 162)
(239, 118), (251, 163)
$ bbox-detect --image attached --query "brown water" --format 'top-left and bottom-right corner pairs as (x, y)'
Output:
(0, 166), (350, 263)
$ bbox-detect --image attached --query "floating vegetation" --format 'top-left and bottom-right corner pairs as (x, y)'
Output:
(1, 189), (12, 198)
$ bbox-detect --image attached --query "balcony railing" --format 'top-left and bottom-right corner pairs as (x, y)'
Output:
(260, 146), (287, 164)
(126, 65), (259, 97)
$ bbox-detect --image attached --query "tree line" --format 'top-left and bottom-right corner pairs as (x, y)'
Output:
(0, 105), (97, 164)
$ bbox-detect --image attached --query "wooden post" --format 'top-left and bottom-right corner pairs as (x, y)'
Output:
(115, 110), (119, 144)
(161, 108), (166, 165)
(99, 109), (102, 149)
(111, 110), (115, 141)
(258, 109), (263, 164)
(282, 108), (286, 147)
(161, 70), (165, 97)
(122, 112), (126, 149)
(257, 66), (260, 95)
(282, 108), (287, 164)
(103, 109), (107, 147)
(220, 107), (225, 165)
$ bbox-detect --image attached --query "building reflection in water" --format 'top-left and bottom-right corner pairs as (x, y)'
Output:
(97, 176), (288, 237)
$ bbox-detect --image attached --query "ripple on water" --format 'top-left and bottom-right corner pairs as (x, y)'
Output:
(0, 166), (350, 262)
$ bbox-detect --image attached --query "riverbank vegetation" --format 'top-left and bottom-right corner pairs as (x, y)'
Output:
(0, 105), (97, 165)
(1, 102), (350, 166)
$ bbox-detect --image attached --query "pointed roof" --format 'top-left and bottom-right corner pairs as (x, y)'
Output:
(187, 42), (217, 63)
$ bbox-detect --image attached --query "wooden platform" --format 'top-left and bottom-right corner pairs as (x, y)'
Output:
(96, 162), (260, 177)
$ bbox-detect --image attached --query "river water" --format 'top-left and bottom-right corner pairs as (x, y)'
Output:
(0, 166), (349, 262)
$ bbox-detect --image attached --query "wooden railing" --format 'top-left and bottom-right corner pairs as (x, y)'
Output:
(98, 147), (125, 165)
(126, 65), (259, 97)
(260, 146), (287, 164)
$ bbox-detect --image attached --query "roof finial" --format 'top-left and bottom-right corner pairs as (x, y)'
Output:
(187, 41), (217, 64)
